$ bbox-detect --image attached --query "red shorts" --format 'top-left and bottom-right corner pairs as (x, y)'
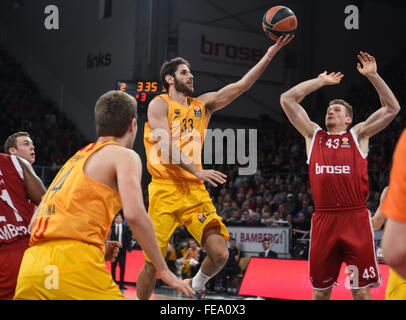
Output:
(309, 209), (381, 290)
(0, 238), (29, 300)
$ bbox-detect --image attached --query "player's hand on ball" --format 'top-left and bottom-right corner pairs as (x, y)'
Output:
(267, 34), (294, 58)
(196, 169), (227, 187)
(317, 71), (344, 86)
(357, 51), (377, 76)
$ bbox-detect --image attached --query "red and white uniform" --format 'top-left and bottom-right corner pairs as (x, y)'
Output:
(0, 153), (34, 300)
(307, 128), (380, 290)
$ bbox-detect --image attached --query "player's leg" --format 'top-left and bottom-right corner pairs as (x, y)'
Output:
(184, 224), (228, 294)
(183, 214), (229, 292)
(136, 260), (157, 300)
(342, 210), (380, 300)
(197, 225), (229, 284)
(136, 181), (180, 300)
(309, 213), (342, 300)
(313, 288), (332, 300)
(351, 287), (371, 300)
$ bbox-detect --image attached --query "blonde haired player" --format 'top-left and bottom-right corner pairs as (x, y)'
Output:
(13, 91), (193, 300)
(137, 35), (294, 299)
(280, 51), (400, 300)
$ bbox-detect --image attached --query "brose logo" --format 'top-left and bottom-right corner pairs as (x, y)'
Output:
(315, 163), (350, 175)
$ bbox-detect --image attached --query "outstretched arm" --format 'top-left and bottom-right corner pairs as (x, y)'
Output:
(199, 35), (294, 120)
(352, 52), (401, 140)
(280, 72), (344, 139)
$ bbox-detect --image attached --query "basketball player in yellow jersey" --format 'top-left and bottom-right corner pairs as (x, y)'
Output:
(137, 35), (294, 299)
(13, 91), (193, 300)
(371, 186), (406, 300)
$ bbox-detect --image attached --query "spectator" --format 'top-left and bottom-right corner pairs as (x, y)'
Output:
(270, 211), (287, 227)
(175, 239), (201, 279)
(284, 193), (297, 216)
(110, 212), (133, 290)
(240, 210), (250, 226)
(247, 212), (262, 226)
(260, 211), (273, 226)
(259, 239), (278, 258)
(224, 210), (242, 226)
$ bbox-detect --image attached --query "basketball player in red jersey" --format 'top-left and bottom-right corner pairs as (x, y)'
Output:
(0, 153), (46, 299)
(4, 132), (36, 165)
(280, 51), (401, 300)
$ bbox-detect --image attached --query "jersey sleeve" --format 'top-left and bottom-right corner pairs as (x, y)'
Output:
(381, 129), (406, 223)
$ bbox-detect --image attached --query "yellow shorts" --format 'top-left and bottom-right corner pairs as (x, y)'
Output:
(144, 178), (229, 262)
(13, 240), (124, 300)
(386, 268), (406, 300)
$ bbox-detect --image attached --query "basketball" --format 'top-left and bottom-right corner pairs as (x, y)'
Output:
(262, 6), (297, 41)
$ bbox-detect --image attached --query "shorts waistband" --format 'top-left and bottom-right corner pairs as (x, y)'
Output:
(315, 205), (367, 214)
(151, 178), (204, 186)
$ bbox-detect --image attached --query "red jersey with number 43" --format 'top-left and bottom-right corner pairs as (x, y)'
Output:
(0, 154), (33, 245)
(307, 128), (369, 212)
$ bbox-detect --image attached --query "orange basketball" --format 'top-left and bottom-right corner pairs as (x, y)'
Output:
(262, 6), (297, 41)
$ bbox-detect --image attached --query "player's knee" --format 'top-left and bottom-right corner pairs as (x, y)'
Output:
(313, 289), (331, 300)
(214, 248), (229, 268)
(143, 261), (157, 277)
(351, 288), (370, 300)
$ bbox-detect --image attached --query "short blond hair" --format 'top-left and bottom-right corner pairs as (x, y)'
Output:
(4, 132), (30, 154)
(329, 99), (353, 119)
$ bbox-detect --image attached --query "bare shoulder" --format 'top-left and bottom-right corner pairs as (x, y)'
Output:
(148, 97), (168, 115)
(198, 92), (215, 103)
(93, 145), (141, 168)
(351, 122), (364, 137)
(106, 145), (140, 162)
(198, 92), (217, 110)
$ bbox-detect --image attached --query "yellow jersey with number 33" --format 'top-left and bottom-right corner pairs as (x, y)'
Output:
(144, 94), (207, 183)
(30, 141), (122, 252)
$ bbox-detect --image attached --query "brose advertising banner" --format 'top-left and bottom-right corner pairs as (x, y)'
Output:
(178, 21), (285, 83)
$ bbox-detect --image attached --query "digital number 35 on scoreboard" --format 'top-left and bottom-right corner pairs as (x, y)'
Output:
(116, 81), (166, 107)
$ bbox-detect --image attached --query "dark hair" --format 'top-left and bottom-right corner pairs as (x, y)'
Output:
(4, 132), (30, 154)
(160, 57), (191, 91)
(94, 90), (137, 138)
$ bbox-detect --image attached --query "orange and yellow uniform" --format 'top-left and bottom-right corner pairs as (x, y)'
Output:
(14, 141), (124, 300)
(143, 94), (229, 261)
(381, 129), (406, 300)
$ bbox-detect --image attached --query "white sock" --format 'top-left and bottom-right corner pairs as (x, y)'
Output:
(192, 269), (211, 291)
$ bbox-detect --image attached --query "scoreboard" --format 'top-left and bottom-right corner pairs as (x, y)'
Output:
(116, 81), (166, 108)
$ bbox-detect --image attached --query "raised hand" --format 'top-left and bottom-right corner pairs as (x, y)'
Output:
(357, 51), (377, 76)
(317, 71), (344, 86)
(267, 34), (295, 58)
